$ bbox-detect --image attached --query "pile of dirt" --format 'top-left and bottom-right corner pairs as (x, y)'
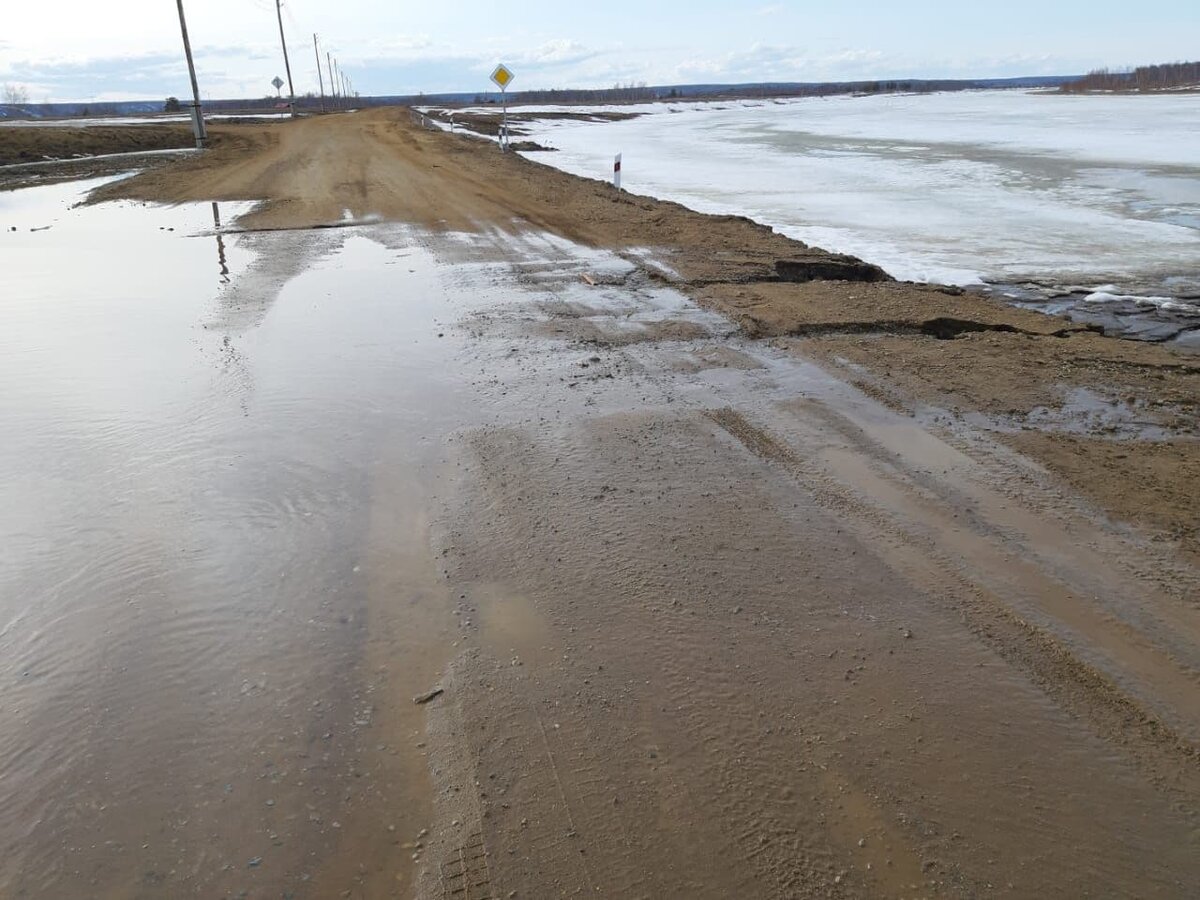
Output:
(0, 124), (195, 166)
(697, 280), (1080, 338)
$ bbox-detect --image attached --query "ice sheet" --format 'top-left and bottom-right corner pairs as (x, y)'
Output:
(516, 92), (1200, 297)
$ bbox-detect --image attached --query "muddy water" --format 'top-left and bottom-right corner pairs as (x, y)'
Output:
(0, 182), (474, 897)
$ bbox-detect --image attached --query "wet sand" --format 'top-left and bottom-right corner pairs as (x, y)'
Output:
(1, 109), (1198, 898)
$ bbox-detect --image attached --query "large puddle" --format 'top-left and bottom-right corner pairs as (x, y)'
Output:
(0, 181), (479, 896)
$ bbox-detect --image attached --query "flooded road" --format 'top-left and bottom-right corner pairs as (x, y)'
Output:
(1, 182), (473, 897)
(2, 176), (1199, 899)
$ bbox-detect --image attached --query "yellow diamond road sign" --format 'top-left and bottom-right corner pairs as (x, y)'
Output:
(491, 64), (515, 90)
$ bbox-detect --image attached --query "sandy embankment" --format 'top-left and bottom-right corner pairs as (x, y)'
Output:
(84, 107), (1198, 555)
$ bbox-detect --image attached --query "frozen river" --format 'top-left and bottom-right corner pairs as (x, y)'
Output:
(514, 91), (1200, 315)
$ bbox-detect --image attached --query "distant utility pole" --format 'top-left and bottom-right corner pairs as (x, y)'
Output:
(327, 52), (338, 109)
(313, 34), (326, 113)
(275, 0), (297, 117)
(174, 0), (207, 147)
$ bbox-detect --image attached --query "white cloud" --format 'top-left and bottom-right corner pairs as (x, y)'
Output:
(514, 39), (597, 66)
(2, 0), (1192, 101)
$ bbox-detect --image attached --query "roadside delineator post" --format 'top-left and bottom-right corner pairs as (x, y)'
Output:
(614, 153), (622, 190)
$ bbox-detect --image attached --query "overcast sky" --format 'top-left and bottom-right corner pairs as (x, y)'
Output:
(2, 1), (1198, 102)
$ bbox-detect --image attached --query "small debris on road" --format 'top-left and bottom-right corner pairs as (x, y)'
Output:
(413, 687), (444, 705)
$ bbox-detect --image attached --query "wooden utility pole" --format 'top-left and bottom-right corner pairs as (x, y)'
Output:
(275, 0), (297, 117)
(327, 52), (338, 108)
(313, 34), (326, 113)
(174, 0), (207, 147)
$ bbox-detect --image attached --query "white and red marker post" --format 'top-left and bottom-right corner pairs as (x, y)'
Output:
(614, 153), (622, 190)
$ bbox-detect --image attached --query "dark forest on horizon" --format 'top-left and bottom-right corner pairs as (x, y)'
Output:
(1060, 61), (1200, 92)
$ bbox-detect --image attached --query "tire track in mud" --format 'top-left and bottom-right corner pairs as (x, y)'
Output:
(625, 599), (929, 898)
(421, 407), (1200, 897)
(410, 228), (1200, 895)
(705, 406), (1200, 814)
(422, 651), (663, 899)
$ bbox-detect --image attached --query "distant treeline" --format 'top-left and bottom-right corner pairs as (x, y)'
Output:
(1061, 61), (1200, 93)
(0, 75), (1077, 121)
(486, 81), (937, 104)
(440, 76), (1071, 107)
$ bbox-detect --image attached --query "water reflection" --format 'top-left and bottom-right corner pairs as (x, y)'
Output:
(212, 201), (230, 284)
(0, 189), (471, 896)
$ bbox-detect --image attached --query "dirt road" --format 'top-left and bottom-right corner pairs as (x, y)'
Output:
(3, 109), (1198, 899)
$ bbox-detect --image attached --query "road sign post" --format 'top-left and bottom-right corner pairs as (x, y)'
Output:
(490, 64), (515, 151)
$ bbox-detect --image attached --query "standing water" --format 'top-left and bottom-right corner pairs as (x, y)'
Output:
(0, 179), (474, 897)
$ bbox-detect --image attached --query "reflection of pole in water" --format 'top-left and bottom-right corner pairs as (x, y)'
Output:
(212, 202), (229, 283)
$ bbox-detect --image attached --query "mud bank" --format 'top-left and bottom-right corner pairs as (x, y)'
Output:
(0, 122), (195, 166)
